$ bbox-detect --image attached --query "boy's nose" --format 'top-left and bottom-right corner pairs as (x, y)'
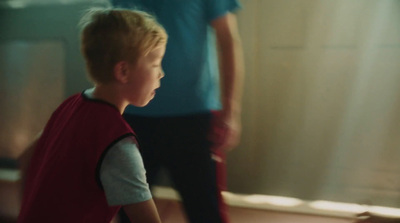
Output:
(159, 69), (165, 78)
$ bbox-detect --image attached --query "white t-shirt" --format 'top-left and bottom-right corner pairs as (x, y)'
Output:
(99, 136), (152, 206)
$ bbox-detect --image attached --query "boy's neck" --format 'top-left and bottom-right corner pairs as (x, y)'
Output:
(88, 86), (127, 114)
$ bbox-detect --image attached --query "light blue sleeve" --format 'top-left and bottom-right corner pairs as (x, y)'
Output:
(206, 0), (242, 22)
(99, 136), (152, 206)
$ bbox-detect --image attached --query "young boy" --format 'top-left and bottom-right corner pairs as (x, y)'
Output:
(17, 8), (167, 223)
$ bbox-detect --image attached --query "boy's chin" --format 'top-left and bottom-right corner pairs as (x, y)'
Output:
(132, 100), (151, 108)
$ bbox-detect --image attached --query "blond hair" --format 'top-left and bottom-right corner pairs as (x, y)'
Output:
(79, 8), (167, 84)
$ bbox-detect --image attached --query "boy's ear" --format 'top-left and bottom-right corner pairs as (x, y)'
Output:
(114, 61), (130, 83)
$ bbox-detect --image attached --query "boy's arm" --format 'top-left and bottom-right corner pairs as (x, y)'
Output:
(99, 137), (161, 222)
(122, 200), (161, 223)
(211, 12), (245, 151)
(18, 131), (42, 196)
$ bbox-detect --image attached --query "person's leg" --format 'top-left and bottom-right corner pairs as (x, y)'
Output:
(123, 114), (164, 186)
(119, 114), (163, 223)
(213, 147), (229, 223)
(162, 113), (229, 223)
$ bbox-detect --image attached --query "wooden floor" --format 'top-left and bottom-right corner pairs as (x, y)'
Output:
(154, 198), (353, 223)
(0, 179), (355, 223)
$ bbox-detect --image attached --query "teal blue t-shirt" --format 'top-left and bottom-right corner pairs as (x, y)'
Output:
(112, 0), (241, 116)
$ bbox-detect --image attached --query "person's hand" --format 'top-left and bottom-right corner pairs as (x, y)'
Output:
(354, 212), (400, 223)
(209, 110), (241, 152)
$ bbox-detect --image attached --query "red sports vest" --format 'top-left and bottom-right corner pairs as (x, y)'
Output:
(18, 93), (135, 223)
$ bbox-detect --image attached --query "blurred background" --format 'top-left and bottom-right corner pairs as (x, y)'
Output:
(1, 0), (400, 221)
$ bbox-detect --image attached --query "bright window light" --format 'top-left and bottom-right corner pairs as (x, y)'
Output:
(242, 195), (303, 207)
(309, 200), (365, 213)
(369, 206), (400, 217)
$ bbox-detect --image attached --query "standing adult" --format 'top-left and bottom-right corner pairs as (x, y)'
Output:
(111, 1), (245, 222)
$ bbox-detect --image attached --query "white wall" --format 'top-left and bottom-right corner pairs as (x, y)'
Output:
(228, 0), (400, 208)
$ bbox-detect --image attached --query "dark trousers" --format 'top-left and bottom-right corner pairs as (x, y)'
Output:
(119, 112), (228, 223)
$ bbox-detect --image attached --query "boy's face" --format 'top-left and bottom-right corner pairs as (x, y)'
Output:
(126, 44), (166, 107)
